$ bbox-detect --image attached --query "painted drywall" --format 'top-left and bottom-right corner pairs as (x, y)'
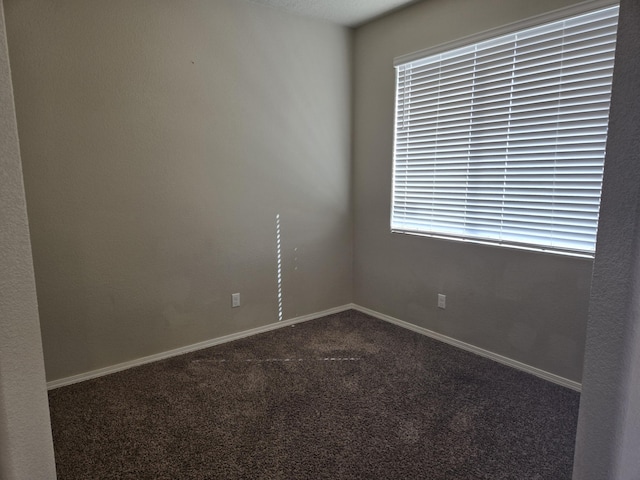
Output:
(352, 0), (595, 383)
(0, 1), (57, 477)
(246, 0), (418, 26)
(4, 0), (352, 382)
(573, 0), (640, 477)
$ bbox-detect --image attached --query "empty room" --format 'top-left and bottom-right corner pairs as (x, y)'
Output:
(1, 0), (639, 479)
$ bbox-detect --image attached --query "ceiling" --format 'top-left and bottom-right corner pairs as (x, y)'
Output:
(246, 0), (419, 27)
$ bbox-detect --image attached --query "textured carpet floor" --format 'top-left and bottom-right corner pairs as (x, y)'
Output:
(48, 310), (580, 479)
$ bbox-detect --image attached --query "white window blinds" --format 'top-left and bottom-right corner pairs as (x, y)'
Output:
(392, 3), (619, 256)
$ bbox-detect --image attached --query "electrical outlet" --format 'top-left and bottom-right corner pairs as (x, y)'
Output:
(437, 294), (446, 309)
(232, 293), (241, 308)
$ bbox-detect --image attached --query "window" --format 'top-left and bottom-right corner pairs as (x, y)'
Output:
(391, 2), (619, 257)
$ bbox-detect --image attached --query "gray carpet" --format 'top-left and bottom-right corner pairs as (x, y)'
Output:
(48, 310), (580, 479)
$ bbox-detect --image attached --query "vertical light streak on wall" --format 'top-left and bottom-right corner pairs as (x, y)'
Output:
(276, 214), (283, 321)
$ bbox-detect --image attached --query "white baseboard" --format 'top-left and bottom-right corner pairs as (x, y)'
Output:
(48, 302), (581, 392)
(352, 304), (581, 392)
(46, 304), (353, 390)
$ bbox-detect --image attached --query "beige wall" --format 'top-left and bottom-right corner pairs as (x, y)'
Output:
(574, 0), (640, 477)
(4, 0), (353, 382)
(5, 0), (605, 386)
(353, 0), (594, 382)
(0, 0), (56, 476)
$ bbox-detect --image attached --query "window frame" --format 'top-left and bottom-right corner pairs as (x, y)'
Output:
(390, 0), (619, 258)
